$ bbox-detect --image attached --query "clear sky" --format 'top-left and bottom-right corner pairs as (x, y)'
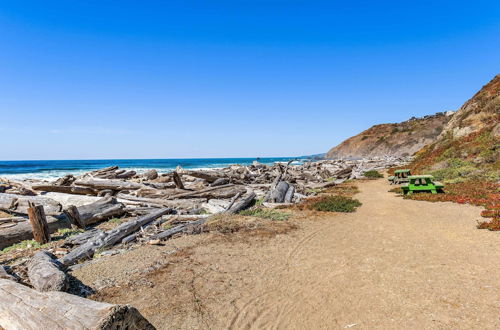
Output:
(1, 1), (499, 160)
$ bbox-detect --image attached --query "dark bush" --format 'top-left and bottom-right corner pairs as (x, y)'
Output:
(310, 195), (362, 213)
(363, 170), (384, 178)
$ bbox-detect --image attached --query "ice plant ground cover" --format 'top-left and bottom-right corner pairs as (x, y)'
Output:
(390, 180), (500, 231)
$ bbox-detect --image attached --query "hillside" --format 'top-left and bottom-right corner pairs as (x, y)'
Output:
(405, 74), (499, 230)
(411, 74), (499, 181)
(326, 112), (454, 159)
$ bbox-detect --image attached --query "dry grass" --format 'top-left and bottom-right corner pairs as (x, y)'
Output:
(204, 214), (297, 238)
(324, 181), (359, 197)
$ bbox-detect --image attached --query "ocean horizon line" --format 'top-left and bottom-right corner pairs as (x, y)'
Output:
(0, 157), (306, 180)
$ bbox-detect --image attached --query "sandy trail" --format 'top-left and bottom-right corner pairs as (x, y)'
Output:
(76, 179), (499, 329)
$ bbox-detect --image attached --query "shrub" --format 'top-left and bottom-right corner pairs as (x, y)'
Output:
(309, 195), (362, 212)
(363, 170), (384, 179)
(429, 158), (477, 182)
(239, 208), (291, 221)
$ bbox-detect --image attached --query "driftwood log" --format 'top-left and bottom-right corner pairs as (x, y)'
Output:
(153, 218), (207, 241)
(117, 194), (205, 210)
(167, 184), (236, 199)
(59, 208), (172, 266)
(76, 197), (125, 226)
(0, 266), (17, 281)
(32, 184), (96, 196)
(0, 215), (70, 250)
(226, 188), (256, 214)
(266, 181), (290, 203)
(0, 193), (62, 215)
(172, 171), (185, 189)
(74, 179), (146, 191)
(180, 170), (225, 183)
(63, 205), (84, 229)
(143, 169), (158, 180)
(27, 202), (50, 244)
(27, 251), (68, 292)
(64, 228), (103, 246)
(0, 279), (155, 330)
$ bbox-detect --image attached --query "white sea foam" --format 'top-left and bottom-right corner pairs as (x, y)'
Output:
(0, 165), (227, 181)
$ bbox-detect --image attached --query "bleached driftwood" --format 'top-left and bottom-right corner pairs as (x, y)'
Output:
(0, 266), (17, 281)
(27, 202), (50, 244)
(0, 279), (155, 330)
(0, 215), (70, 250)
(27, 251), (68, 292)
(0, 193), (62, 215)
(153, 218), (207, 241)
(59, 208), (172, 266)
(76, 197), (125, 226)
(166, 184), (237, 200)
(74, 179), (146, 191)
(226, 188), (256, 214)
(32, 184), (96, 196)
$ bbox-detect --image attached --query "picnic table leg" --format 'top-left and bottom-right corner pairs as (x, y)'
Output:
(431, 189), (437, 194)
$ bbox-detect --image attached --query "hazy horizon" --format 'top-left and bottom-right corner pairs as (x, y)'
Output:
(1, 1), (499, 160)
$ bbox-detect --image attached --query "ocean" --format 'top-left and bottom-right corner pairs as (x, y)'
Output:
(0, 157), (301, 180)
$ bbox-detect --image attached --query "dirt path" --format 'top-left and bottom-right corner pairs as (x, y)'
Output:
(75, 179), (499, 329)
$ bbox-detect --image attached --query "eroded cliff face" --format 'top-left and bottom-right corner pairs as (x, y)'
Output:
(411, 75), (500, 177)
(440, 74), (500, 139)
(326, 112), (453, 159)
(327, 75), (500, 162)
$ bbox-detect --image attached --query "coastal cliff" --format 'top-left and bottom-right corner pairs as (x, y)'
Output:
(326, 112), (453, 159)
(411, 74), (500, 178)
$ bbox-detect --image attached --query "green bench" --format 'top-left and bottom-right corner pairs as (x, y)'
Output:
(401, 175), (444, 195)
(388, 169), (411, 184)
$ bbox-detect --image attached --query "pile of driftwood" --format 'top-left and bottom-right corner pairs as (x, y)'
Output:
(0, 157), (408, 252)
(0, 157), (408, 329)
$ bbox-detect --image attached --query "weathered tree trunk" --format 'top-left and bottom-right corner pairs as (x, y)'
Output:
(63, 205), (84, 229)
(0, 279), (155, 330)
(0, 193), (62, 215)
(210, 177), (230, 186)
(27, 202), (50, 244)
(335, 166), (353, 179)
(74, 179), (146, 191)
(284, 185), (295, 203)
(167, 184), (236, 199)
(53, 174), (76, 186)
(59, 208), (172, 266)
(0, 216), (26, 224)
(121, 214), (210, 244)
(153, 218), (207, 240)
(116, 194), (205, 210)
(76, 197), (125, 226)
(143, 169), (158, 180)
(172, 171), (185, 189)
(180, 170), (225, 183)
(265, 181), (290, 203)
(226, 188), (256, 214)
(32, 184), (96, 196)
(64, 228), (103, 246)
(0, 266), (17, 281)
(0, 215), (70, 250)
(27, 251), (68, 292)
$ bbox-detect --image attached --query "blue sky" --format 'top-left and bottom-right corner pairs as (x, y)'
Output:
(1, 1), (499, 160)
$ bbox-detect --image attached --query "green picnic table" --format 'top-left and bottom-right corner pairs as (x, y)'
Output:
(388, 169), (411, 184)
(401, 175), (444, 195)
